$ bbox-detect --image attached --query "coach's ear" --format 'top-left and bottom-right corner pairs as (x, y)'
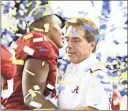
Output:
(90, 40), (96, 52)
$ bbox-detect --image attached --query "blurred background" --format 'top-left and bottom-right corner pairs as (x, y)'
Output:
(1, 0), (127, 110)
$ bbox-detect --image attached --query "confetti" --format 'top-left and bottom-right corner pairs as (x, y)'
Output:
(3, 8), (9, 14)
(19, 9), (24, 16)
(33, 85), (40, 91)
(29, 101), (42, 108)
(107, 71), (118, 77)
(47, 84), (54, 90)
(96, 74), (104, 79)
(44, 23), (49, 32)
(25, 69), (35, 76)
(19, 3), (25, 10)
(96, 53), (102, 61)
(95, 34), (104, 41)
(10, 42), (18, 49)
(100, 81), (110, 84)
(15, 33), (22, 37)
(33, 37), (43, 42)
(23, 46), (35, 55)
(109, 27), (116, 32)
(42, 61), (45, 66)
(81, 24), (94, 32)
(33, 28), (44, 32)
(120, 88), (128, 96)
(120, 62), (125, 68)
(72, 28), (78, 37)
(12, 59), (24, 65)
(104, 88), (113, 92)
(113, 40), (119, 45)
(24, 33), (33, 40)
(32, 1), (36, 8)
(107, 57), (114, 63)
(100, 24), (106, 30)
(25, 16), (35, 22)
(28, 89), (36, 97)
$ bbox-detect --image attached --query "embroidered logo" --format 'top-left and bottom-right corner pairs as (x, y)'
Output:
(71, 85), (79, 94)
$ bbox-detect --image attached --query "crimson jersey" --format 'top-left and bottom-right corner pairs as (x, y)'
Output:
(2, 31), (59, 110)
(1, 45), (16, 79)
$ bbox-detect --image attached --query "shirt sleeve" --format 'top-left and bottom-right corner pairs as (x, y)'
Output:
(1, 45), (16, 80)
(29, 40), (52, 61)
(86, 71), (113, 110)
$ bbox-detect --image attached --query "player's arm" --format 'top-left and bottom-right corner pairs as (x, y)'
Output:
(22, 58), (57, 109)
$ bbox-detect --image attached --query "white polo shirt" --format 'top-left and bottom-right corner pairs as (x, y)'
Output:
(57, 54), (113, 110)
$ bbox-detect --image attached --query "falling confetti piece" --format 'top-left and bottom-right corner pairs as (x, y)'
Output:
(100, 81), (110, 84)
(24, 33), (33, 40)
(96, 53), (102, 61)
(33, 37), (43, 42)
(104, 88), (113, 92)
(107, 57), (114, 63)
(42, 61), (45, 66)
(33, 85), (40, 90)
(113, 40), (119, 45)
(95, 34), (104, 41)
(82, 24), (94, 32)
(28, 89), (36, 97)
(72, 28), (78, 37)
(44, 23), (49, 32)
(120, 88), (128, 96)
(12, 59), (24, 65)
(23, 45), (35, 55)
(47, 84), (54, 90)
(100, 24), (107, 30)
(25, 69), (35, 76)
(107, 71), (118, 77)
(25, 16), (35, 22)
(10, 42), (18, 49)
(33, 28), (44, 32)
(29, 101), (42, 108)
(96, 74), (104, 79)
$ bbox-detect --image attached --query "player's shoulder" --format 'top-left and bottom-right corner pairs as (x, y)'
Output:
(16, 31), (53, 50)
(1, 45), (12, 60)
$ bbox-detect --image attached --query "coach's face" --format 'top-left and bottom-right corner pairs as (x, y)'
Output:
(64, 25), (93, 64)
